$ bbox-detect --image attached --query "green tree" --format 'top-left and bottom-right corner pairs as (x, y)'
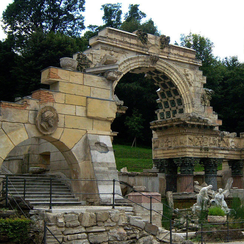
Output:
(2, 0), (85, 49)
(125, 109), (144, 147)
(121, 4), (158, 35)
(0, 37), (19, 101)
(124, 4), (146, 22)
(12, 31), (87, 98)
(215, 57), (244, 133)
(112, 73), (158, 146)
(101, 3), (122, 29)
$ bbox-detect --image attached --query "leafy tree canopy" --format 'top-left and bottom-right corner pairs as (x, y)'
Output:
(12, 31), (87, 98)
(101, 3), (122, 29)
(2, 0), (85, 49)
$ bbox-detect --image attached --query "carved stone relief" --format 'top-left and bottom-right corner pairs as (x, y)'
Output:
(153, 135), (239, 150)
(184, 69), (194, 86)
(36, 106), (59, 135)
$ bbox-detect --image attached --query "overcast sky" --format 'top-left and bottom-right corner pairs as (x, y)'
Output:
(1, 0), (244, 62)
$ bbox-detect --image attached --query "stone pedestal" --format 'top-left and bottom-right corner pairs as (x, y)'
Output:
(177, 175), (194, 192)
(128, 192), (163, 227)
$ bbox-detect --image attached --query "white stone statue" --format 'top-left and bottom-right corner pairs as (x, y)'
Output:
(192, 185), (213, 214)
(211, 188), (230, 213)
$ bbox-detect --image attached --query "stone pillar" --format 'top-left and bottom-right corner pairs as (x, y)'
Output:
(228, 160), (243, 189)
(154, 159), (177, 192)
(201, 158), (222, 191)
(174, 158), (200, 192)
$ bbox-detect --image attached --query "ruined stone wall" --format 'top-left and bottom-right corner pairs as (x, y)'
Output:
(30, 208), (182, 243)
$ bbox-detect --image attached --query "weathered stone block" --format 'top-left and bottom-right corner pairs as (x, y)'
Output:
(60, 128), (86, 149)
(54, 103), (76, 115)
(129, 216), (145, 229)
(96, 211), (109, 222)
(65, 115), (93, 130)
(110, 210), (120, 222)
(80, 212), (96, 227)
(45, 213), (57, 225)
(57, 216), (65, 227)
(63, 226), (86, 235)
(66, 94), (86, 106)
(87, 97), (116, 121)
(84, 74), (110, 90)
(91, 87), (110, 100)
(144, 223), (159, 236)
(108, 227), (127, 241)
(93, 120), (111, 132)
(88, 232), (108, 243)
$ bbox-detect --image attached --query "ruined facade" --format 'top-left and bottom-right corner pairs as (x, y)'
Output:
(0, 28), (243, 199)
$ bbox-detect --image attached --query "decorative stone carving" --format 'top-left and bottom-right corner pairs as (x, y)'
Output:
(149, 55), (159, 65)
(153, 159), (166, 173)
(60, 57), (78, 71)
(100, 54), (117, 66)
(184, 69), (194, 86)
(201, 158), (222, 175)
(159, 35), (170, 49)
(201, 88), (214, 106)
(174, 157), (200, 175)
(36, 106), (59, 135)
(104, 70), (122, 81)
(76, 52), (92, 72)
(136, 30), (148, 45)
(210, 188), (230, 213)
(192, 185), (213, 213)
(113, 95), (124, 106)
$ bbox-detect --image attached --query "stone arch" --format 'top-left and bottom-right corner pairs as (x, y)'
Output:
(0, 122), (85, 179)
(114, 55), (193, 114)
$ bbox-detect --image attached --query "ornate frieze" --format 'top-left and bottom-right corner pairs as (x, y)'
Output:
(152, 134), (239, 150)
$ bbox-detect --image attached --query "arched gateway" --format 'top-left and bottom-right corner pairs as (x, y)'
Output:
(0, 28), (243, 202)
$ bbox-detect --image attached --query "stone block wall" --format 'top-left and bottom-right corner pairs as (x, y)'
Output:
(30, 208), (183, 244)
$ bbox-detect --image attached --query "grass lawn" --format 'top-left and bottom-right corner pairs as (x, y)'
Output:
(113, 144), (153, 172)
(113, 144), (222, 172)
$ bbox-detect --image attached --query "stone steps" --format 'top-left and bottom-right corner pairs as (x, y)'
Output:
(3, 175), (81, 206)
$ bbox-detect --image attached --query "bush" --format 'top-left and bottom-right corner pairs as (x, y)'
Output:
(208, 206), (225, 216)
(230, 197), (244, 220)
(0, 217), (32, 243)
